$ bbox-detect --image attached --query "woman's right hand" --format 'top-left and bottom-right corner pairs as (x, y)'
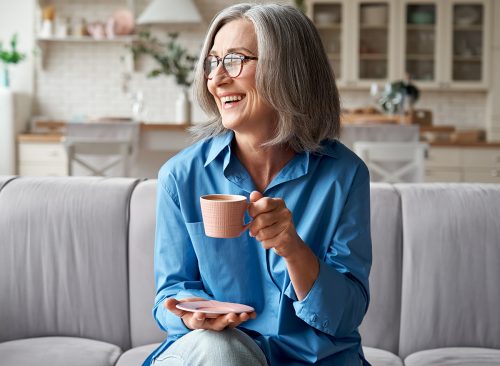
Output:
(165, 297), (256, 331)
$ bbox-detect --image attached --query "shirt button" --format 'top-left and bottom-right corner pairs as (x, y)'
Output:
(310, 314), (318, 322)
(322, 320), (329, 328)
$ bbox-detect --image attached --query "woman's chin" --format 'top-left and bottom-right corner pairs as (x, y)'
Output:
(221, 116), (245, 130)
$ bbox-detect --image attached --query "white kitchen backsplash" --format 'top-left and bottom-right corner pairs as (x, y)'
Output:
(34, 0), (486, 129)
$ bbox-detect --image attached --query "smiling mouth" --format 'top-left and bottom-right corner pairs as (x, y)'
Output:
(220, 95), (245, 109)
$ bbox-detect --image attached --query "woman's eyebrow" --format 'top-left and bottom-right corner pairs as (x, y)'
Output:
(208, 47), (256, 56)
(226, 47), (256, 55)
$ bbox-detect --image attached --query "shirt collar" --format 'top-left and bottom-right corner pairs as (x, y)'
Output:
(204, 131), (234, 167)
(314, 139), (338, 158)
(204, 132), (339, 168)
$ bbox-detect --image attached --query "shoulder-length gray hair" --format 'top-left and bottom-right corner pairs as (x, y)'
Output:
(190, 3), (340, 153)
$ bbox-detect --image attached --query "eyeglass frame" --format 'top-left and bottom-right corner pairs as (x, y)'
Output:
(203, 52), (258, 80)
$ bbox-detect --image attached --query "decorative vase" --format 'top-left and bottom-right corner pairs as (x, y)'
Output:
(1, 64), (9, 88)
(175, 88), (191, 124)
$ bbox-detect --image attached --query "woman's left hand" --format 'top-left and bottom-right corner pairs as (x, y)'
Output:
(248, 191), (304, 259)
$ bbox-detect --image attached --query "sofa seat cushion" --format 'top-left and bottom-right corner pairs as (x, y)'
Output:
(0, 336), (122, 366)
(363, 346), (403, 366)
(405, 347), (500, 366)
(116, 343), (161, 366)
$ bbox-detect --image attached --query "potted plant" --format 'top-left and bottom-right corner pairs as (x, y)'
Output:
(377, 74), (420, 115)
(129, 31), (197, 124)
(0, 34), (26, 88)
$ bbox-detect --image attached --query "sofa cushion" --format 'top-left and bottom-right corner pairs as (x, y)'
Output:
(396, 183), (500, 358)
(0, 175), (16, 190)
(359, 183), (402, 355)
(363, 347), (403, 366)
(116, 343), (161, 366)
(129, 180), (166, 347)
(405, 347), (500, 366)
(0, 336), (121, 366)
(0, 177), (139, 350)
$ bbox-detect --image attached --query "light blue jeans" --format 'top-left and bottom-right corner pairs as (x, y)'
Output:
(153, 328), (268, 366)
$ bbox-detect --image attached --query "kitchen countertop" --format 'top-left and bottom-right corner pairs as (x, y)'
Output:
(427, 141), (500, 148)
(17, 134), (64, 143)
(18, 132), (500, 149)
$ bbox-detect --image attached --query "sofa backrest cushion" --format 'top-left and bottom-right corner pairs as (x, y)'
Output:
(0, 175), (17, 190)
(0, 177), (138, 350)
(128, 179), (166, 347)
(397, 183), (500, 358)
(360, 183), (402, 355)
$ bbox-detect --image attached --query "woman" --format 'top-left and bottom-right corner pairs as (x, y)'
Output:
(144, 3), (372, 365)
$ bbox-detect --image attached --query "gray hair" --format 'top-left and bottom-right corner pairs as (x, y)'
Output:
(190, 3), (340, 153)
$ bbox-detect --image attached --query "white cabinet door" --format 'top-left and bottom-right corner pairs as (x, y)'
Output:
(463, 168), (500, 183)
(18, 141), (68, 176)
(462, 148), (500, 168)
(442, 0), (491, 90)
(351, 0), (398, 87)
(399, 0), (445, 88)
(425, 147), (461, 167)
(425, 168), (462, 182)
(307, 0), (349, 86)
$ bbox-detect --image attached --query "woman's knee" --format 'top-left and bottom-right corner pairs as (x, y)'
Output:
(162, 328), (267, 366)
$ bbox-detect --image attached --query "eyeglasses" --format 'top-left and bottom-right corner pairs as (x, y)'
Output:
(203, 52), (258, 80)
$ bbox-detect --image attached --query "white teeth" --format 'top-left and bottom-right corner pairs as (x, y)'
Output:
(221, 95), (243, 103)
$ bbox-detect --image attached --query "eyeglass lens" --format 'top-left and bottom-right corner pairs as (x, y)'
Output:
(204, 53), (243, 79)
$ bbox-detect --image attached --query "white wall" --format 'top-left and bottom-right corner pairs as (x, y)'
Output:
(0, 0), (36, 96)
(0, 0), (36, 174)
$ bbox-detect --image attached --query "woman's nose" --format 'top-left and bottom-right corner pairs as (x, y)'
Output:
(211, 65), (231, 85)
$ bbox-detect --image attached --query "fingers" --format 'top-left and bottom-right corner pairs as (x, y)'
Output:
(249, 190), (263, 203)
(249, 211), (279, 237)
(166, 298), (256, 331)
(186, 311), (256, 331)
(248, 196), (283, 218)
(164, 297), (206, 318)
(165, 298), (185, 317)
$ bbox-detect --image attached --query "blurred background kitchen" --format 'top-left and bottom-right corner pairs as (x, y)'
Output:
(1, 0), (499, 182)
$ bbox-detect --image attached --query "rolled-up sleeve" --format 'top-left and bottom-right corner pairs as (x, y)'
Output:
(286, 163), (372, 338)
(153, 170), (212, 338)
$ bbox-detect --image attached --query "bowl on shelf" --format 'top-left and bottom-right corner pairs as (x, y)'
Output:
(361, 5), (387, 27)
(409, 11), (434, 25)
(315, 12), (340, 25)
(454, 6), (480, 26)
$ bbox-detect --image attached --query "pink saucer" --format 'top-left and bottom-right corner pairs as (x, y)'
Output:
(176, 300), (254, 318)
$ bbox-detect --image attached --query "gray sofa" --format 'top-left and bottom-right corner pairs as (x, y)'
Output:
(1, 176), (499, 366)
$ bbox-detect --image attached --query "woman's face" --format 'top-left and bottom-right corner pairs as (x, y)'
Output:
(207, 19), (276, 135)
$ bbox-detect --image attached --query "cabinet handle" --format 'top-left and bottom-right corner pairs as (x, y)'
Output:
(491, 170), (500, 178)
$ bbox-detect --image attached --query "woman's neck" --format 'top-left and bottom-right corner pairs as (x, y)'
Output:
(232, 135), (295, 192)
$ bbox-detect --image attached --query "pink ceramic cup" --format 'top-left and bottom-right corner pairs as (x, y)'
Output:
(200, 194), (248, 238)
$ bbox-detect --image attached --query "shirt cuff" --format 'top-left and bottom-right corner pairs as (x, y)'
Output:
(156, 290), (212, 337)
(289, 261), (346, 337)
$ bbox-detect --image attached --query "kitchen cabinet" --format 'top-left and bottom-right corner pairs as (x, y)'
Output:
(307, 0), (348, 83)
(425, 145), (500, 183)
(307, 0), (491, 90)
(400, 0), (491, 90)
(307, 0), (398, 87)
(351, 0), (398, 87)
(18, 137), (68, 177)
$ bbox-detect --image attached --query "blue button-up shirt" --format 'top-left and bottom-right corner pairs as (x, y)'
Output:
(145, 131), (372, 365)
